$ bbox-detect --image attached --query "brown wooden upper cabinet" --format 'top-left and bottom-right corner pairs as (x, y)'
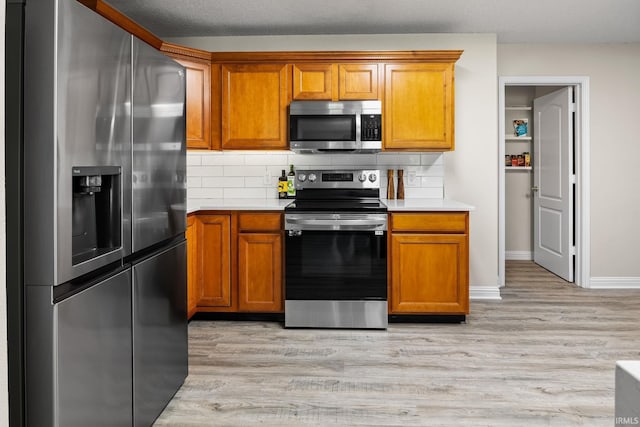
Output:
(292, 63), (379, 101)
(173, 58), (212, 150)
(220, 63), (290, 150)
(384, 63), (455, 151)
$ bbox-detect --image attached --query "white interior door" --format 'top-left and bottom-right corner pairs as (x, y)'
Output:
(533, 87), (574, 282)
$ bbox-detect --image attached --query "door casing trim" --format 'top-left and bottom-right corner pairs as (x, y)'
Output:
(498, 76), (590, 289)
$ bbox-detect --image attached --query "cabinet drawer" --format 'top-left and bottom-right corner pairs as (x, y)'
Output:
(238, 213), (282, 231)
(391, 212), (467, 233)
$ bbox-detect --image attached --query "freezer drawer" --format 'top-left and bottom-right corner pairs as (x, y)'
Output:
(132, 240), (188, 426)
(56, 268), (133, 427)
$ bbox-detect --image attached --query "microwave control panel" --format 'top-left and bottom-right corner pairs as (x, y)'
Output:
(361, 114), (382, 141)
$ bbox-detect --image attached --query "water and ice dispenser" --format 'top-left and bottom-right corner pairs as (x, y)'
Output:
(71, 166), (122, 265)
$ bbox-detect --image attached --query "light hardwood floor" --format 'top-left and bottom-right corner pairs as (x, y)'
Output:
(155, 261), (640, 426)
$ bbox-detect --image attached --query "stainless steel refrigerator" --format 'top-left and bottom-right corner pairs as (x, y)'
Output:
(21, 0), (187, 425)
(129, 37), (188, 427)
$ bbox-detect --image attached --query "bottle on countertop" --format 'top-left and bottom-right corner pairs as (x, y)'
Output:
(278, 169), (288, 199)
(287, 164), (296, 198)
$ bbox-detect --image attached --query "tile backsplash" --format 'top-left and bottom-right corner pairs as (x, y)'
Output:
(187, 151), (444, 207)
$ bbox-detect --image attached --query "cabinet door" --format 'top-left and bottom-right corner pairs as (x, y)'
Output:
(196, 215), (232, 307)
(384, 63), (454, 150)
(339, 64), (379, 100)
(175, 59), (211, 149)
(238, 232), (283, 312)
(186, 215), (198, 318)
(390, 233), (468, 314)
(221, 63), (290, 149)
(292, 63), (333, 100)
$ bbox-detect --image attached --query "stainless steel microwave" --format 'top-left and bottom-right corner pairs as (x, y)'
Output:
(289, 100), (382, 153)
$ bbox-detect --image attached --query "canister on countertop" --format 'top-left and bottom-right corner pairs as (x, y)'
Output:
(397, 169), (405, 200)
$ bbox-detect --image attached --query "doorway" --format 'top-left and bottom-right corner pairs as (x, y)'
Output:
(498, 76), (591, 289)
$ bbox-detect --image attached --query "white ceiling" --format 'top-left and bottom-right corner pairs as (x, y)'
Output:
(104, 0), (640, 43)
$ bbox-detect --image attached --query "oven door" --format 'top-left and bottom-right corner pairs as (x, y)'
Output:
(285, 229), (387, 301)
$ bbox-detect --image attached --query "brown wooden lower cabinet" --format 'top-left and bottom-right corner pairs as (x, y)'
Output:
(238, 232), (283, 312)
(187, 210), (469, 319)
(186, 215), (198, 318)
(389, 212), (469, 315)
(186, 211), (283, 318)
(194, 214), (233, 309)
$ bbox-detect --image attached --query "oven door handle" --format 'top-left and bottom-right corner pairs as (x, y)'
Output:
(285, 218), (387, 231)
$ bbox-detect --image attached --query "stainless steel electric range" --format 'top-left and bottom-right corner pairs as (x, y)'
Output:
(284, 169), (388, 329)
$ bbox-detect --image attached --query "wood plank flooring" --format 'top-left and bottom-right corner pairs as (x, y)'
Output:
(154, 261), (640, 426)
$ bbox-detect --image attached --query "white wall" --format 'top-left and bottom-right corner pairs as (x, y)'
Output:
(170, 33), (499, 291)
(1, 0), (9, 424)
(498, 43), (640, 278)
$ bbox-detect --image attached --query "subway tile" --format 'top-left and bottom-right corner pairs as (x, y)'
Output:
(202, 153), (246, 166)
(187, 177), (202, 188)
(223, 187), (267, 199)
(187, 165), (224, 177)
(421, 153), (444, 165)
(420, 164), (444, 177)
(244, 153), (289, 165)
(288, 153), (334, 166)
(406, 187), (444, 199)
(376, 153), (421, 166)
(188, 187), (224, 199)
(223, 165), (265, 177)
(420, 176), (444, 187)
(245, 176), (271, 187)
(186, 153), (202, 166)
(197, 152), (225, 165)
(332, 154), (377, 166)
(202, 176), (245, 188)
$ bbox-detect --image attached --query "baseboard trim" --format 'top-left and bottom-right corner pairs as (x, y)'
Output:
(589, 277), (640, 289)
(470, 286), (502, 300)
(505, 251), (533, 261)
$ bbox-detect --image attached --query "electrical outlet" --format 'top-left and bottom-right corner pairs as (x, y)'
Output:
(408, 170), (418, 186)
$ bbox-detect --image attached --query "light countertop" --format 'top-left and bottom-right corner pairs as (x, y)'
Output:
(188, 199), (292, 213)
(188, 198), (474, 213)
(381, 199), (475, 211)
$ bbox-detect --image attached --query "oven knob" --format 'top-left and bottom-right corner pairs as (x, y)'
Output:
(308, 173), (317, 183)
(358, 173), (367, 182)
(368, 173), (377, 183)
(298, 173), (306, 182)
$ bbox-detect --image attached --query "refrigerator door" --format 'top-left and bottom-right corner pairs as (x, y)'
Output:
(131, 38), (186, 254)
(56, 268), (132, 427)
(24, 0), (132, 286)
(132, 240), (188, 426)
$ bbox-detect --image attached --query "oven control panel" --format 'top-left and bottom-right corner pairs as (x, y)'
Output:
(295, 169), (380, 190)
